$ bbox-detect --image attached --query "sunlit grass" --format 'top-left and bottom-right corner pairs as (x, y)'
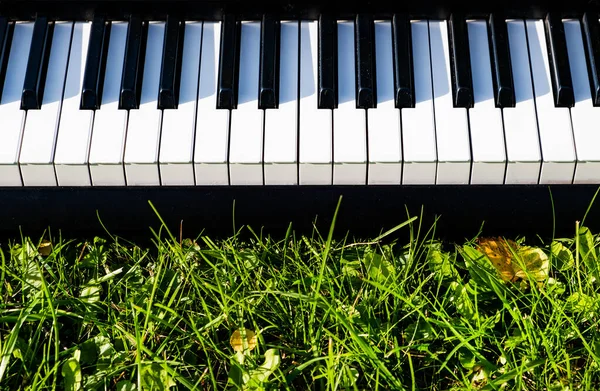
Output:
(1, 198), (599, 390)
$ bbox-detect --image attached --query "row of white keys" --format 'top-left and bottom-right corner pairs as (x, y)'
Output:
(159, 21), (202, 185)
(368, 20), (401, 184)
(54, 21), (93, 185)
(123, 21), (165, 185)
(504, 20), (541, 183)
(0, 22), (33, 186)
(334, 20), (367, 184)
(88, 21), (128, 185)
(429, 20), (471, 184)
(299, 21), (332, 184)
(20, 21), (73, 186)
(466, 20), (506, 184)
(264, 21), (299, 185)
(229, 21), (262, 185)
(402, 20), (436, 184)
(526, 19), (575, 183)
(194, 21), (229, 185)
(563, 19), (600, 182)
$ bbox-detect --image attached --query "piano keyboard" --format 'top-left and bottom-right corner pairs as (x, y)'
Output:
(1, 14), (600, 186)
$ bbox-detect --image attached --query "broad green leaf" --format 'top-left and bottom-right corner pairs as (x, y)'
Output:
(449, 281), (477, 321)
(363, 252), (394, 285)
(80, 339), (97, 364)
(403, 319), (435, 341)
(61, 356), (82, 391)
(565, 292), (597, 316)
(514, 246), (549, 282)
(578, 226), (600, 281)
(141, 363), (176, 390)
(246, 348), (281, 388)
(115, 380), (136, 391)
(80, 282), (101, 303)
(551, 241), (574, 270)
(459, 245), (498, 290)
(426, 244), (458, 282)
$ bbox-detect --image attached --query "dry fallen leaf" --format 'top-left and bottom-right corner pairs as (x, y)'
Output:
(230, 328), (257, 352)
(38, 240), (52, 256)
(477, 237), (519, 282)
(476, 237), (548, 283)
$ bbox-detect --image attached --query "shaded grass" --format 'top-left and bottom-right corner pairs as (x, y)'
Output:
(0, 199), (599, 390)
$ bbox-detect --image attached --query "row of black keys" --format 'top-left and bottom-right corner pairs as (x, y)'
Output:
(2, 12), (600, 111)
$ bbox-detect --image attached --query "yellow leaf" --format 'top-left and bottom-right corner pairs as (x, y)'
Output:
(515, 246), (549, 282)
(230, 328), (257, 352)
(38, 240), (52, 256)
(477, 237), (518, 282)
(476, 237), (549, 283)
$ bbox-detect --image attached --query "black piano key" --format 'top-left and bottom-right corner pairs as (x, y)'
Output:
(318, 14), (337, 109)
(391, 14), (414, 108)
(447, 13), (473, 108)
(487, 13), (515, 108)
(158, 15), (185, 109)
(544, 13), (574, 107)
(120, 15), (147, 110)
(217, 14), (240, 109)
(0, 17), (14, 102)
(258, 14), (280, 109)
(581, 11), (600, 106)
(21, 16), (54, 110)
(355, 13), (376, 108)
(81, 16), (111, 110)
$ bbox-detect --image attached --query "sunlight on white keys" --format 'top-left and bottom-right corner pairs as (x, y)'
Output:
(88, 21), (128, 186)
(0, 22), (33, 186)
(503, 20), (541, 183)
(54, 21), (93, 186)
(264, 21), (299, 185)
(467, 20), (506, 184)
(333, 20), (367, 184)
(159, 21), (202, 185)
(563, 19), (600, 183)
(124, 21), (165, 185)
(194, 21), (230, 185)
(19, 21), (72, 186)
(526, 19), (575, 183)
(229, 21), (263, 185)
(429, 20), (471, 184)
(299, 20), (333, 184)
(402, 20), (436, 184)
(367, 20), (402, 184)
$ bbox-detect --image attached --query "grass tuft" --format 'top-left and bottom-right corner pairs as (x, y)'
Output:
(1, 204), (600, 390)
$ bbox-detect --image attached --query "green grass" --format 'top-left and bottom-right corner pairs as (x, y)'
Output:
(1, 199), (600, 390)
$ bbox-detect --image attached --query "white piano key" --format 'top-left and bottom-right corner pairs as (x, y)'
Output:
(503, 20), (541, 184)
(367, 20), (402, 185)
(563, 19), (600, 183)
(466, 20), (506, 184)
(124, 21), (165, 185)
(428, 20), (471, 184)
(526, 19), (575, 183)
(19, 21), (73, 186)
(194, 21), (230, 185)
(264, 20), (298, 185)
(54, 21), (93, 186)
(299, 20), (333, 184)
(333, 20), (367, 184)
(0, 22), (33, 186)
(229, 21), (263, 185)
(159, 21), (202, 185)
(402, 20), (436, 184)
(88, 21), (128, 186)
